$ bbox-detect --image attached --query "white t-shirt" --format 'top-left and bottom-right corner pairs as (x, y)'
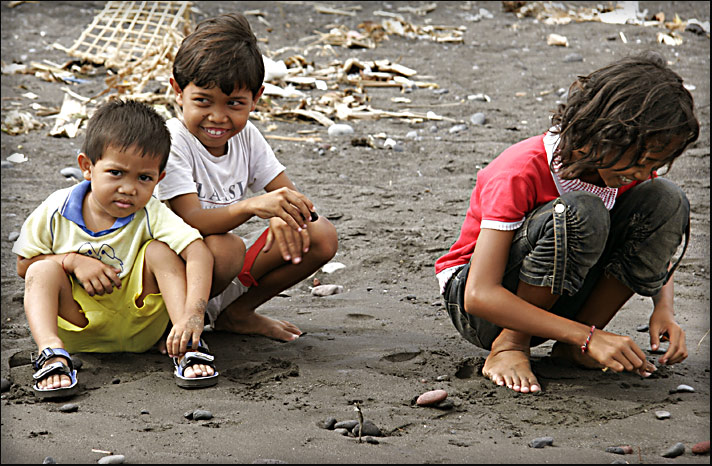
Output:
(156, 118), (285, 208)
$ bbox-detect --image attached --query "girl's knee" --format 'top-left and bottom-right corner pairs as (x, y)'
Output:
(309, 218), (338, 260)
(560, 191), (610, 251)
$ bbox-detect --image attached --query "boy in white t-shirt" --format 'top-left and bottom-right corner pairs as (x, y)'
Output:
(13, 100), (217, 398)
(157, 13), (338, 342)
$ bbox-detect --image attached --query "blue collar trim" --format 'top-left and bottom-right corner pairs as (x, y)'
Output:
(60, 180), (135, 236)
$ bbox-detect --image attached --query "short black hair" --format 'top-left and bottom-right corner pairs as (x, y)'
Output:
(551, 51), (699, 179)
(82, 99), (171, 172)
(172, 12), (264, 97)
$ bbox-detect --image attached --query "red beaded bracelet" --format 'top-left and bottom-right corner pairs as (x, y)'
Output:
(581, 325), (596, 353)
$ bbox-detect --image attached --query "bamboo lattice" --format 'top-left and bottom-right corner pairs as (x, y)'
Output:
(59, 1), (193, 96)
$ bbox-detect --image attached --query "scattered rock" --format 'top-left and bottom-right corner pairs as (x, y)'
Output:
(529, 436), (554, 448)
(436, 375), (450, 381)
(469, 112), (486, 125)
(1, 378), (10, 392)
(98, 455), (126, 464)
(42, 457), (56, 464)
(563, 53), (583, 62)
(692, 440), (710, 455)
(432, 398), (455, 410)
(193, 409), (213, 420)
(352, 420), (382, 437)
(448, 124), (467, 134)
(334, 428), (350, 436)
(416, 389), (448, 406)
(467, 93), (491, 102)
(655, 410), (671, 420)
(59, 403), (79, 413)
(363, 436), (380, 444)
(71, 356), (83, 370)
(393, 144), (404, 152)
(636, 324), (649, 332)
(671, 384), (695, 393)
(661, 442), (685, 458)
(8, 231), (20, 242)
(405, 130), (418, 139)
(1, 160), (13, 169)
(327, 124), (354, 136)
(334, 419), (359, 430)
(60, 167), (83, 180)
(317, 417), (336, 430)
(322, 262), (346, 274)
(184, 411), (194, 420)
(140, 409), (150, 415)
(433, 88), (449, 95)
(111, 378), (120, 384)
(311, 284), (344, 296)
(606, 445), (632, 455)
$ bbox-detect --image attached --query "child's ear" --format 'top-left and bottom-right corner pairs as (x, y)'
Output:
(170, 77), (183, 106)
(251, 85), (265, 110)
(77, 153), (93, 180)
(157, 171), (166, 183)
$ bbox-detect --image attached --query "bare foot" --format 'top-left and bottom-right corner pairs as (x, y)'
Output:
(214, 311), (302, 342)
(550, 341), (603, 369)
(36, 357), (73, 390)
(482, 333), (541, 393)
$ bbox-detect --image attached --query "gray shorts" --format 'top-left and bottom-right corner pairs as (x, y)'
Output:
(444, 178), (690, 350)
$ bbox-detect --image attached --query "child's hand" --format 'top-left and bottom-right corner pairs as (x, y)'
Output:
(69, 254), (122, 296)
(249, 188), (314, 232)
(587, 329), (657, 376)
(165, 313), (204, 358)
(649, 314), (688, 365)
(264, 216), (310, 264)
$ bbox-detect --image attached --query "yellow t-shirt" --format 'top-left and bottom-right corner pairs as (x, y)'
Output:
(13, 181), (201, 276)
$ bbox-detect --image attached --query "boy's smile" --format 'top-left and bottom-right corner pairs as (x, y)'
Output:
(171, 79), (263, 157)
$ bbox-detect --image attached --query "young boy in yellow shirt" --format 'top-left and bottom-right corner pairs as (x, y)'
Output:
(13, 100), (217, 398)
(157, 13), (338, 342)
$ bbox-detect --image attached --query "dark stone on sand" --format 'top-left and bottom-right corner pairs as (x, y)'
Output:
(184, 411), (194, 420)
(334, 419), (359, 430)
(363, 436), (380, 444)
(433, 399), (455, 410)
(317, 417), (337, 430)
(334, 428), (350, 436)
(352, 420), (382, 437)
(193, 409), (213, 420)
(636, 324), (649, 332)
(98, 455), (125, 464)
(140, 409), (149, 415)
(1, 378), (10, 392)
(111, 378), (120, 384)
(71, 356), (83, 370)
(662, 442), (685, 458)
(42, 457), (56, 464)
(605, 447), (625, 455)
(563, 53), (584, 62)
(59, 403), (78, 413)
(692, 440), (710, 455)
(529, 436), (554, 448)
(655, 410), (671, 420)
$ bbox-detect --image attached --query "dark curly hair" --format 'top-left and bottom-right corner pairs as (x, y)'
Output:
(551, 51), (699, 179)
(172, 12), (264, 98)
(82, 99), (171, 172)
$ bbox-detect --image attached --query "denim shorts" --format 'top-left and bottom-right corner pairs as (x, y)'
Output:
(443, 178), (690, 350)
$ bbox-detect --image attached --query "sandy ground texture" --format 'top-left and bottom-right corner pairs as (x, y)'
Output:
(1, 1), (710, 463)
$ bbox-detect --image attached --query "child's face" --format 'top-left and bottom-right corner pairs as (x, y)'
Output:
(78, 145), (165, 222)
(171, 79), (263, 157)
(595, 138), (680, 188)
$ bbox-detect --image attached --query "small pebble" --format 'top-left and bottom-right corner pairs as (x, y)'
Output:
(111, 378), (120, 384)
(59, 403), (79, 413)
(1, 378), (10, 392)
(429, 125), (439, 133)
(563, 53), (584, 62)
(636, 324), (649, 332)
(393, 144), (404, 152)
(60, 167), (84, 180)
(42, 457), (56, 464)
(71, 356), (83, 370)
(193, 409), (213, 420)
(140, 409), (150, 415)
(692, 440), (710, 455)
(655, 410), (670, 420)
(363, 436), (379, 444)
(1, 160), (13, 169)
(405, 130), (418, 139)
(98, 455), (125, 464)
(334, 419), (359, 430)
(673, 384), (695, 393)
(530, 436), (554, 448)
(352, 420), (382, 437)
(662, 442), (685, 458)
(606, 445), (633, 455)
(469, 112), (486, 125)
(327, 124), (354, 137)
(433, 88), (449, 95)
(436, 375), (450, 381)
(433, 399), (455, 410)
(334, 428), (350, 436)
(311, 284), (344, 296)
(8, 231), (20, 242)
(316, 417), (336, 430)
(416, 389), (448, 406)
(184, 411), (194, 420)
(448, 124), (467, 134)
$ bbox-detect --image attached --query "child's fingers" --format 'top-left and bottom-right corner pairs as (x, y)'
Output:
(300, 227), (311, 254)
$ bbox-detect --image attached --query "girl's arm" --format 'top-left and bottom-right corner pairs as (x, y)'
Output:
(166, 172), (313, 236)
(649, 273), (687, 365)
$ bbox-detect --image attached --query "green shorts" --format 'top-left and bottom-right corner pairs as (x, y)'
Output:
(58, 240), (170, 353)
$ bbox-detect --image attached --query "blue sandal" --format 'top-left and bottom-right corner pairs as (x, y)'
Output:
(32, 348), (78, 399)
(173, 339), (219, 389)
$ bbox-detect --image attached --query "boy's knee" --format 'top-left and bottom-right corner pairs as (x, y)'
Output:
(144, 239), (178, 262)
(25, 258), (64, 280)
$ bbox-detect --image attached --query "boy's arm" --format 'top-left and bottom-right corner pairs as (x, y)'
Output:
(649, 273), (687, 365)
(17, 253), (121, 296)
(466, 228), (654, 374)
(167, 172), (314, 236)
(17, 254), (63, 278)
(164, 238), (214, 358)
